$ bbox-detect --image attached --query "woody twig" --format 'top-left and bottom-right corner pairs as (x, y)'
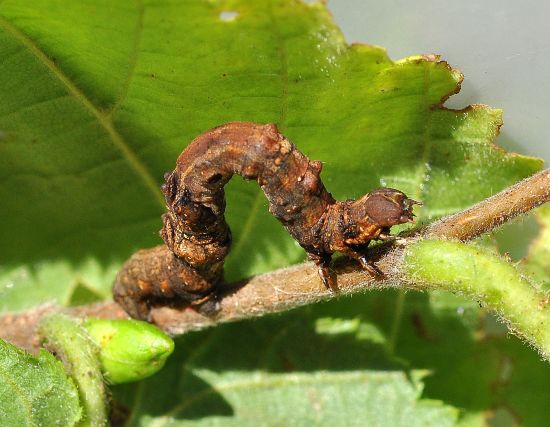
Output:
(0, 168), (548, 352)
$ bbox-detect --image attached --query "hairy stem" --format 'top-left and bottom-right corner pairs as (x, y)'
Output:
(404, 240), (550, 360)
(1, 168), (549, 355)
(38, 314), (108, 427)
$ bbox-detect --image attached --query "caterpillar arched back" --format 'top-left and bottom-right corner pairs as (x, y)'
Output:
(113, 122), (419, 320)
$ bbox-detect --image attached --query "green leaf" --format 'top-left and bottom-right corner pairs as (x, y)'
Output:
(0, 1), (547, 425)
(155, 370), (457, 427)
(375, 290), (550, 427)
(0, 338), (81, 427)
(113, 310), (458, 426)
(67, 283), (106, 306)
(113, 292), (550, 426)
(0, 0), (541, 310)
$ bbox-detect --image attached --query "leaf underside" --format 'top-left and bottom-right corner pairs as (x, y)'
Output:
(0, 0), (547, 426)
(119, 367), (458, 427)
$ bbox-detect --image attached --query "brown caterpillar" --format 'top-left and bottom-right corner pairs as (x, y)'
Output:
(113, 122), (420, 320)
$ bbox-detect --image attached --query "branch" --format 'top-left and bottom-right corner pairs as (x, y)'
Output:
(1, 168), (549, 354)
(425, 167), (550, 239)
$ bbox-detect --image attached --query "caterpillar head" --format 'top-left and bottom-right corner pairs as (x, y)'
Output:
(343, 188), (421, 248)
(353, 188), (420, 228)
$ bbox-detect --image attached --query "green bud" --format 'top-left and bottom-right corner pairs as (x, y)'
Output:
(84, 319), (174, 384)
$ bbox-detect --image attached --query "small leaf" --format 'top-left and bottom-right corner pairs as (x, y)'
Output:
(84, 318), (174, 384)
(0, 338), (81, 427)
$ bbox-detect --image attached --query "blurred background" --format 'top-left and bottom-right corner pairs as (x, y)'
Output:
(328, 0), (550, 164)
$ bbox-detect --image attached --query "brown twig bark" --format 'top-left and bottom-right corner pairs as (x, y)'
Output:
(425, 168), (550, 239)
(1, 168), (549, 352)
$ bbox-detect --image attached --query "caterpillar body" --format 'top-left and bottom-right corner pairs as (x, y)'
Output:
(113, 122), (419, 320)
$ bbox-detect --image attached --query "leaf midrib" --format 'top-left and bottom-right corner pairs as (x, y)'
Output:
(0, 14), (164, 208)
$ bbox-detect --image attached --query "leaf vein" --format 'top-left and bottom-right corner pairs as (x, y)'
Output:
(0, 14), (164, 208)
(107, 0), (145, 117)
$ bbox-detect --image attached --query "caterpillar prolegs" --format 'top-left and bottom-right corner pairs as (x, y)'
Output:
(113, 122), (420, 320)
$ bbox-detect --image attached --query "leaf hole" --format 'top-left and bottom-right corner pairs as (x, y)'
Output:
(219, 11), (238, 22)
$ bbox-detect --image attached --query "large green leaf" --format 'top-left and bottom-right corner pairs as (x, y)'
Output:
(388, 290), (550, 427)
(0, 0), (547, 425)
(0, 0), (540, 310)
(127, 370), (457, 427)
(0, 338), (81, 426)
(113, 291), (550, 426)
(113, 308), (458, 426)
